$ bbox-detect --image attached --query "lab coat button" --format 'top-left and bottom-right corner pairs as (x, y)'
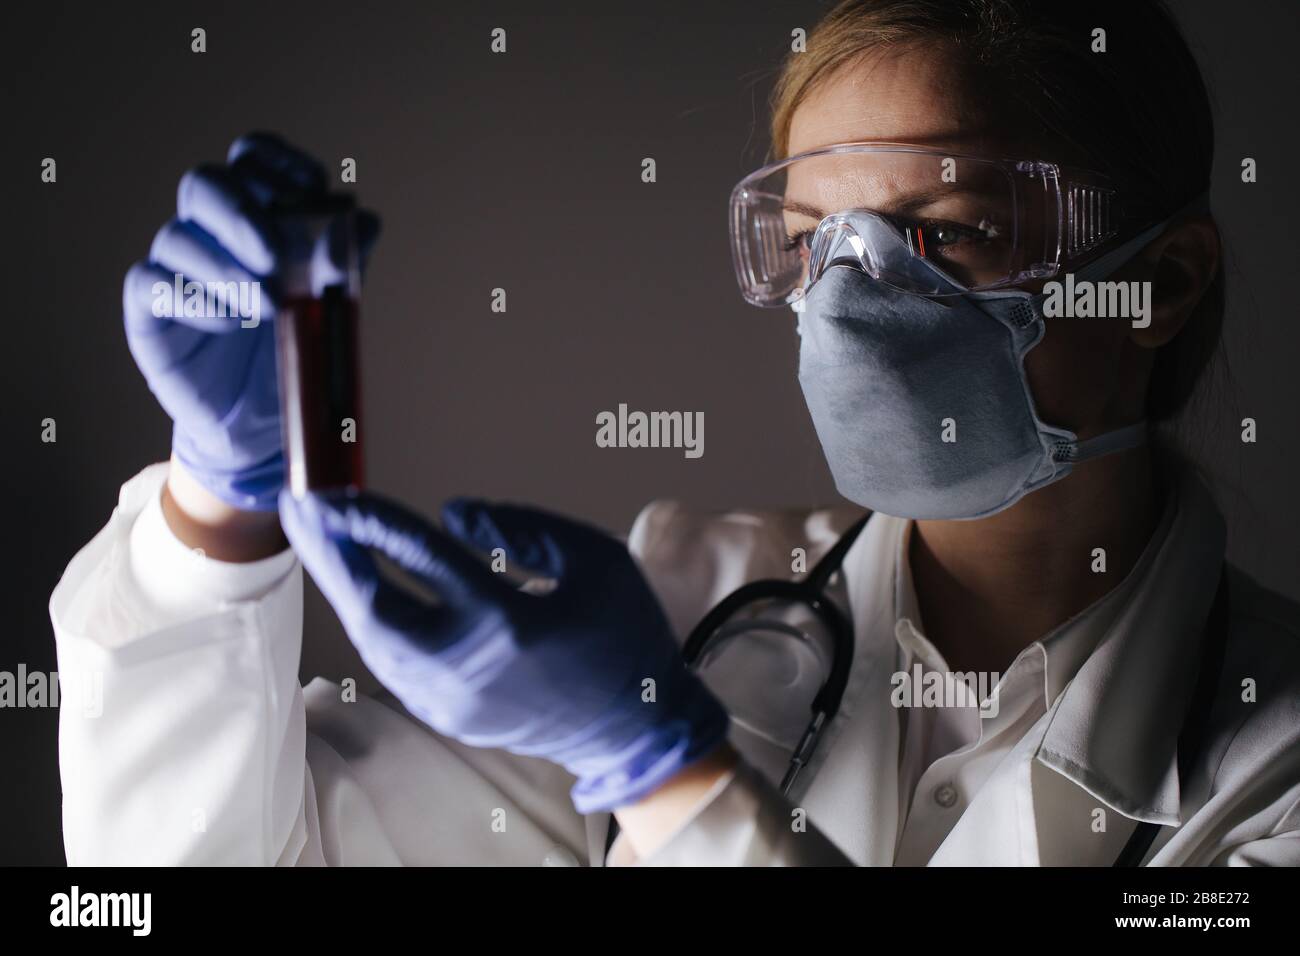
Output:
(933, 783), (959, 808)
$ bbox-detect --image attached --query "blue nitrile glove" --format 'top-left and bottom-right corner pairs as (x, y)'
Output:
(123, 132), (380, 510)
(278, 490), (731, 813)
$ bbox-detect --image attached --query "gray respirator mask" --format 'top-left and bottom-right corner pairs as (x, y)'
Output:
(794, 217), (1176, 520)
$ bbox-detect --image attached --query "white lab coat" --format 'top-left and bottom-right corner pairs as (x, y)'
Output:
(51, 462), (1300, 866)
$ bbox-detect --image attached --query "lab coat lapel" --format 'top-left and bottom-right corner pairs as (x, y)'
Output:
(1033, 469), (1226, 827)
(797, 516), (905, 866)
(933, 468), (1226, 866)
(925, 728), (1139, 866)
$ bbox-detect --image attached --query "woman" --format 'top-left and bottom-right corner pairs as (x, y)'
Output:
(52, 0), (1300, 865)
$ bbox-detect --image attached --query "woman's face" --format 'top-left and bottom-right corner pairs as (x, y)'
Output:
(786, 45), (1154, 440)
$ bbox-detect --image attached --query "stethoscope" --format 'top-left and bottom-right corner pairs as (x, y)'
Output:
(664, 513), (1231, 867)
(681, 512), (870, 795)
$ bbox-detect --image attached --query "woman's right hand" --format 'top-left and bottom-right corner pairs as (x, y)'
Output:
(122, 132), (377, 515)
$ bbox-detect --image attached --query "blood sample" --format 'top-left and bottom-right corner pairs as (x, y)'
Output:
(274, 197), (364, 498)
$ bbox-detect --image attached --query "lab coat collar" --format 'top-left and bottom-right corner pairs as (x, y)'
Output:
(843, 461), (1225, 864)
(1034, 477), (1179, 708)
(892, 520), (1113, 713)
(893, 505), (1163, 711)
(885, 461), (1225, 827)
(802, 462), (1224, 863)
(1033, 463), (1226, 826)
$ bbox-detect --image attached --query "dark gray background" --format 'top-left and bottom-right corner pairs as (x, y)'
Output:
(3, 0), (1297, 865)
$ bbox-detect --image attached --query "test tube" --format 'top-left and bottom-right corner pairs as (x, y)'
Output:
(274, 195), (364, 499)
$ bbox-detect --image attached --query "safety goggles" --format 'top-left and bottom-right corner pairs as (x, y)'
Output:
(729, 143), (1151, 304)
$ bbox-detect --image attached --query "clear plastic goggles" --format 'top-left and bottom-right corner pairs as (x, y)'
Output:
(729, 143), (1142, 305)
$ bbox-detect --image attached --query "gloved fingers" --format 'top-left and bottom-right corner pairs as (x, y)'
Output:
(122, 261), (232, 349)
(177, 165), (280, 276)
(279, 491), (455, 644)
(439, 498), (569, 580)
(226, 133), (381, 276)
(308, 492), (506, 611)
(140, 219), (276, 331)
(227, 131), (328, 204)
(440, 498), (618, 583)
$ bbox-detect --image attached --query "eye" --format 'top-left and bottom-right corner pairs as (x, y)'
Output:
(916, 220), (982, 249)
(929, 224), (965, 246)
(783, 230), (813, 255)
(907, 218), (1004, 259)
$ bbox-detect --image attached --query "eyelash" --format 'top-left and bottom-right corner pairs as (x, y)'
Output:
(782, 231), (812, 254)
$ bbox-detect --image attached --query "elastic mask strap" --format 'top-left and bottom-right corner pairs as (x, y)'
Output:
(1054, 421), (1148, 464)
(1074, 192), (1211, 283)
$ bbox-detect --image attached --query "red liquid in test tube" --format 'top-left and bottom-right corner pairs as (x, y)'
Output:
(277, 284), (364, 497)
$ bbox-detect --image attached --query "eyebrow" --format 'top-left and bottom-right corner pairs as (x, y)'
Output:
(782, 185), (1006, 221)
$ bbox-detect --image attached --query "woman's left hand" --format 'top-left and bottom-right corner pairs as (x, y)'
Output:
(279, 490), (731, 814)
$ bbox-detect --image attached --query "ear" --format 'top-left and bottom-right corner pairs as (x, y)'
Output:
(1126, 214), (1221, 348)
